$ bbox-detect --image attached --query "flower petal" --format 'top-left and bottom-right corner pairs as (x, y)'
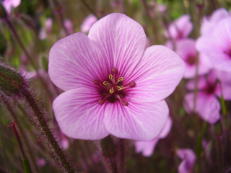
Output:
(135, 139), (159, 157)
(53, 88), (109, 140)
(184, 93), (220, 124)
(48, 32), (105, 91)
(88, 13), (147, 78)
(129, 45), (185, 102)
(103, 101), (169, 140)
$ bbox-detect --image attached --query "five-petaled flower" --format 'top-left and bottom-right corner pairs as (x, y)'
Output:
(49, 13), (185, 140)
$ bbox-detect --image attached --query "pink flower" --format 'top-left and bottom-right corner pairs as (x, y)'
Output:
(36, 158), (46, 167)
(167, 15), (193, 40)
(49, 13), (185, 140)
(64, 19), (74, 33)
(196, 16), (231, 72)
(177, 148), (196, 173)
(1, 0), (21, 13)
(200, 8), (230, 36)
(39, 18), (53, 40)
(184, 70), (231, 124)
(135, 118), (172, 157)
(175, 39), (210, 78)
(80, 15), (97, 33)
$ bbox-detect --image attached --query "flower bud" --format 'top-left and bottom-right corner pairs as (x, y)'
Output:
(0, 63), (25, 96)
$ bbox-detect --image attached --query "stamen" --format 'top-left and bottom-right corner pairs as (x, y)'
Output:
(103, 81), (110, 86)
(116, 86), (124, 91)
(109, 88), (115, 94)
(111, 68), (118, 75)
(127, 81), (136, 88)
(108, 74), (116, 83)
(116, 95), (128, 106)
(117, 77), (124, 83)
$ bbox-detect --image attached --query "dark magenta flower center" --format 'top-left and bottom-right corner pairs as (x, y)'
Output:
(186, 55), (198, 66)
(224, 49), (231, 58)
(95, 68), (136, 106)
(203, 82), (217, 95)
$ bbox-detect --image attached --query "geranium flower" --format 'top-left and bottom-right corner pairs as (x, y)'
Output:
(175, 39), (210, 78)
(135, 118), (172, 157)
(184, 71), (231, 124)
(1, 0), (21, 13)
(49, 13), (185, 140)
(200, 8), (230, 36)
(80, 14), (97, 33)
(39, 18), (53, 40)
(177, 148), (196, 173)
(166, 15), (192, 41)
(196, 15), (231, 72)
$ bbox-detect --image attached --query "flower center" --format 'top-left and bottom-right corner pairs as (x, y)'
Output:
(186, 55), (198, 66)
(203, 82), (217, 95)
(224, 49), (231, 59)
(95, 68), (136, 106)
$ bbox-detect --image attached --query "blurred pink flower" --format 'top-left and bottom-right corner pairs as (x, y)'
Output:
(36, 158), (46, 167)
(80, 15), (97, 33)
(167, 15), (192, 40)
(196, 13), (231, 72)
(64, 19), (74, 33)
(39, 18), (53, 40)
(1, 0), (21, 13)
(177, 148), (196, 173)
(135, 118), (172, 157)
(49, 13), (185, 140)
(175, 39), (210, 78)
(184, 70), (231, 124)
(200, 8), (230, 35)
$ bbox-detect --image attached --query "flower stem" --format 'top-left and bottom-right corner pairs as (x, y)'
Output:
(80, 0), (99, 18)
(0, 94), (40, 173)
(100, 136), (118, 173)
(3, 16), (53, 100)
(9, 121), (32, 173)
(21, 88), (75, 173)
(49, 0), (70, 35)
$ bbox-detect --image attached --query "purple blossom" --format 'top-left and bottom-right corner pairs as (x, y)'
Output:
(200, 8), (231, 36)
(175, 39), (210, 78)
(80, 15), (97, 33)
(39, 18), (53, 40)
(177, 148), (196, 173)
(167, 15), (193, 41)
(64, 19), (74, 33)
(184, 71), (231, 124)
(196, 9), (231, 72)
(135, 118), (172, 157)
(48, 13), (185, 140)
(1, 0), (21, 13)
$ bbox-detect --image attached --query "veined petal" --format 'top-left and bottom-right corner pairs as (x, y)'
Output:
(103, 101), (169, 140)
(53, 88), (109, 140)
(48, 32), (106, 91)
(88, 13), (147, 78)
(129, 45), (185, 102)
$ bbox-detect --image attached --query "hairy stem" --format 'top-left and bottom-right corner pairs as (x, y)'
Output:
(21, 88), (75, 173)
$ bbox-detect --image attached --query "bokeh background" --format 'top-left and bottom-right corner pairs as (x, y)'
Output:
(0, 0), (231, 173)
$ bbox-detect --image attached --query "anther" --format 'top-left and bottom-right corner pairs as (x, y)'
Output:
(109, 88), (115, 94)
(108, 74), (115, 82)
(117, 77), (124, 83)
(116, 86), (124, 91)
(103, 81), (110, 86)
